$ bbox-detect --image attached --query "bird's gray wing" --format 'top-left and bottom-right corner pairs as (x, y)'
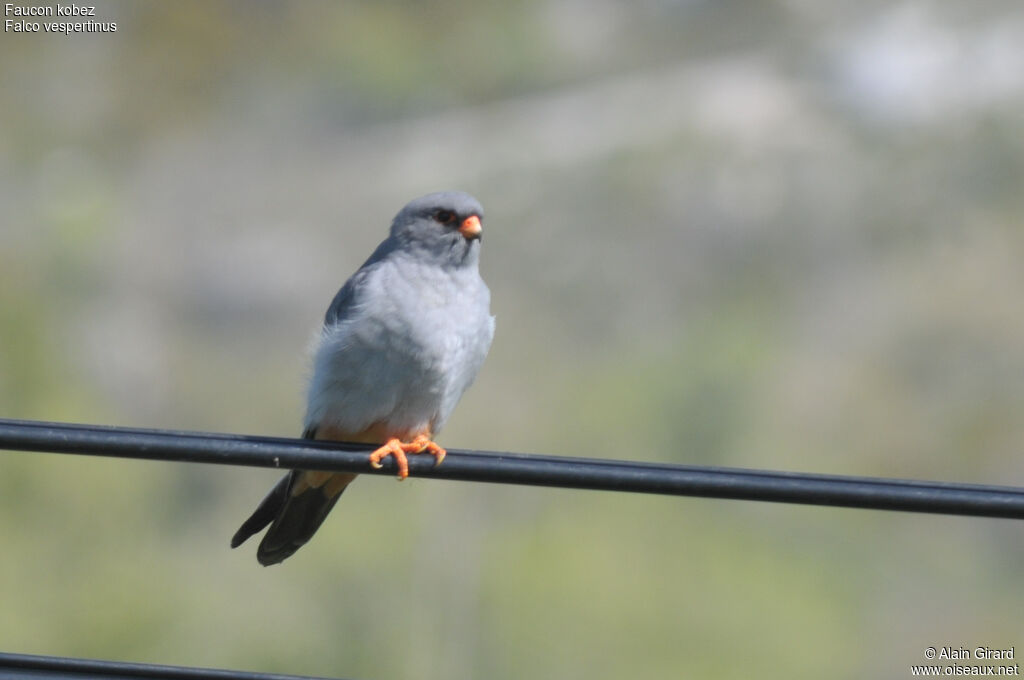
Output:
(323, 238), (395, 326)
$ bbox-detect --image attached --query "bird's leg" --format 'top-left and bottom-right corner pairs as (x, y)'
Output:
(368, 435), (447, 480)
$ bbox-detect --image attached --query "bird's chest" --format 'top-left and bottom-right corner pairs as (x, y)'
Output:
(364, 271), (480, 376)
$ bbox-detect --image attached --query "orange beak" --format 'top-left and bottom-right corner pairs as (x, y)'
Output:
(459, 214), (482, 240)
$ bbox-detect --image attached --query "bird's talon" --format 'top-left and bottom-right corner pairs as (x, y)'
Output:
(368, 436), (444, 479)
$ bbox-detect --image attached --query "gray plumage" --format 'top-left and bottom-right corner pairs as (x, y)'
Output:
(232, 191), (494, 565)
(306, 191), (493, 438)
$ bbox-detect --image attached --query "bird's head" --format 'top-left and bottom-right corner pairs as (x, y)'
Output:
(389, 191), (485, 267)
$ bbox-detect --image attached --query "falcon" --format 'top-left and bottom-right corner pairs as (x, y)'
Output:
(231, 191), (494, 565)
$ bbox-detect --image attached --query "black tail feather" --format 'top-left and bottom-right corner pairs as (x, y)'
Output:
(231, 472), (292, 549)
(231, 426), (354, 565)
(255, 483), (346, 566)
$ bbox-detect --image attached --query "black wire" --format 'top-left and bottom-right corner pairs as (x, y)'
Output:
(0, 651), (345, 680)
(2, 417), (1024, 519)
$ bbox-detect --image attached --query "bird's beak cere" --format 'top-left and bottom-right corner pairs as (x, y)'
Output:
(459, 214), (482, 240)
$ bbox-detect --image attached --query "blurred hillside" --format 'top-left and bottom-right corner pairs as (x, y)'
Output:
(1, 2), (1022, 679)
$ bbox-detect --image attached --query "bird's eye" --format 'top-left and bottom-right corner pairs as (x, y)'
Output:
(434, 210), (456, 225)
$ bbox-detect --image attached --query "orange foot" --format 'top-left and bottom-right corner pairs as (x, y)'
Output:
(368, 434), (446, 481)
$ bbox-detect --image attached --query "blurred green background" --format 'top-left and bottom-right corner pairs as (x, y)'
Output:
(1, 1), (1023, 678)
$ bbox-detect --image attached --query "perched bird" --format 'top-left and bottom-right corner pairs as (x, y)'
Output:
(231, 191), (494, 565)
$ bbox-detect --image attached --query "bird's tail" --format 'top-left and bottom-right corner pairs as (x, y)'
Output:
(230, 472), (291, 550)
(231, 467), (356, 566)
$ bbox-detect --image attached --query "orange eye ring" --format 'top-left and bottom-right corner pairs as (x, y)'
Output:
(434, 210), (457, 225)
